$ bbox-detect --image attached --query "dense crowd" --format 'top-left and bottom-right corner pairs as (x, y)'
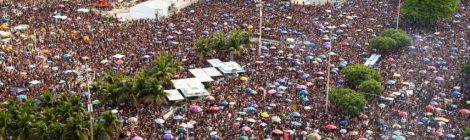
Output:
(0, 0), (469, 139)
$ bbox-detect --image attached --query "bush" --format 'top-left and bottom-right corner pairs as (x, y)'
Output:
(401, 0), (458, 25)
(462, 61), (470, 77)
(358, 80), (384, 99)
(370, 37), (397, 52)
(465, 127), (470, 137)
(342, 64), (382, 87)
(329, 88), (367, 115)
(370, 29), (412, 53)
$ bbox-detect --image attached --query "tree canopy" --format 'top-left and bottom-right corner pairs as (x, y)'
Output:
(401, 0), (458, 25)
(193, 30), (251, 60)
(370, 29), (412, 53)
(0, 93), (122, 140)
(342, 64), (382, 87)
(462, 61), (470, 77)
(358, 79), (384, 99)
(329, 88), (367, 115)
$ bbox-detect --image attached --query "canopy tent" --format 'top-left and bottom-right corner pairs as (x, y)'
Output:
(164, 89), (184, 101)
(219, 62), (245, 74)
(202, 67), (223, 77)
(207, 59), (224, 67)
(130, 0), (171, 19)
(364, 54), (381, 67)
(171, 78), (209, 97)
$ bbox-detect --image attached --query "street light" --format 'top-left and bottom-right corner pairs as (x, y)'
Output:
(325, 25), (336, 113)
(396, 0), (402, 29)
(258, 0), (263, 55)
(81, 56), (93, 140)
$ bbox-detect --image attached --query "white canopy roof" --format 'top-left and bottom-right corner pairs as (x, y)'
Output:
(129, 0), (171, 19)
(171, 78), (209, 97)
(207, 59), (224, 67)
(202, 67), (223, 77)
(164, 89), (184, 101)
(219, 61), (245, 74)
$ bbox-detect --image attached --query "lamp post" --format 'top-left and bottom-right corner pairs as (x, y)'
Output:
(325, 26), (336, 113)
(396, 0), (402, 29)
(258, 0), (263, 55)
(81, 56), (93, 140)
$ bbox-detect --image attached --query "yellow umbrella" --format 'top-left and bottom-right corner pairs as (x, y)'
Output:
(393, 73), (401, 77)
(41, 49), (49, 54)
(240, 76), (248, 81)
(260, 112), (269, 118)
(40, 28), (46, 33)
(250, 90), (257, 94)
(5, 46), (12, 51)
(83, 36), (90, 42)
(247, 25), (254, 29)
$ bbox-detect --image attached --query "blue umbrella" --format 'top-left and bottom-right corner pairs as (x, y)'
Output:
(292, 121), (302, 127)
(276, 79), (285, 83)
(451, 91), (461, 98)
(17, 94), (27, 100)
(307, 52), (314, 56)
(306, 56), (314, 60)
(387, 80), (396, 85)
(227, 18), (234, 23)
(81, 92), (90, 97)
(202, 30), (209, 35)
(446, 134), (455, 139)
(246, 107), (256, 111)
(339, 119), (348, 126)
(337, 79), (345, 84)
(423, 57), (430, 62)
(222, 13), (229, 17)
(280, 30), (288, 34)
(245, 88), (252, 93)
(10, 87), (27, 93)
(301, 74), (310, 79)
(420, 117), (429, 123)
(250, 103), (258, 108)
(261, 46), (268, 50)
(331, 68), (339, 73)
(319, 54), (326, 59)
(290, 112), (300, 117)
(449, 104), (457, 109)
(63, 53), (70, 59)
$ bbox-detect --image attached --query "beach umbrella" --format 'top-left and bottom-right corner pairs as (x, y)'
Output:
(205, 96), (215, 101)
(326, 124), (337, 130)
(451, 91), (461, 98)
(271, 116), (281, 123)
(387, 80), (396, 85)
(29, 80), (41, 85)
(348, 131), (359, 136)
(339, 119), (348, 126)
(434, 77), (444, 81)
(17, 95), (27, 100)
(260, 112), (269, 118)
(432, 131), (444, 136)
(307, 133), (322, 140)
(239, 136), (249, 140)
(92, 100), (100, 105)
(399, 111), (408, 117)
(189, 105), (202, 113)
(378, 103), (386, 108)
(210, 106), (219, 111)
(292, 121), (302, 127)
(291, 112), (300, 117)
(155, 118), (165, 124)
(268, 89), (277, 94)
(272, 129), (283, 135)
(340, 129), (347, 133)
(425, 105), (434, 111)
(173, 115), (183, 120)
(131, 136), (143, 140)
(239, 76), (248, 81)
(114, 59), (124, 65)
(459, 109), (470, 115)
(163, 133), (173, 140)
(434, 117), (449, 122)
(81, 92), (90, 97)
(446, 134), (455, 139)
(241, 126), (251, 132)
(296, 85), (307, 90)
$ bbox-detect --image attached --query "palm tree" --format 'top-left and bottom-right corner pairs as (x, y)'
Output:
(0, 111), (10, 140)
(10, 104), (36, 140)
(93, 71), (134, 105)
(194, 36), (214, 59)
(225, 30), (250, 61)
(148, 52), (183, 88)
(62, 115), (90, 140)
(93, 111), (122, 140)
(211, 33), (227, 51)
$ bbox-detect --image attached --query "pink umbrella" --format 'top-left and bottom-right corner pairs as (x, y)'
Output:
(399, 111), (408, 117)
(326, 124), (337, 130)
(131, 136), (144, 140)
(459, 109), (470, 115)
(114, 59), (124, 65)
(205, 96), (215, 101)
(434, 77), (444, 81)
(241, 126), (251, 131)
(296, 85), (307, 90)
(268, 89), (277, 94)
(348, 131), (359, 136)
(272, 129), (283, 135)
(387, 58), (395, 62)
(425, 105), (434, 111)
(427, 66), (437, 70)
(189, 105), (202, 113)
(342, 42), (350, 46)
(432, 131), (443, 136)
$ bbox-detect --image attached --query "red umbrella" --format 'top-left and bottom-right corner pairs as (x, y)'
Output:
(399, 111), (408, 117)
(326, 124), (337, 130)
(425, 105), (434, 111)
(459, 109), (470, 115)
(114, 59), (124, 65)
(209, 106), (219, 111)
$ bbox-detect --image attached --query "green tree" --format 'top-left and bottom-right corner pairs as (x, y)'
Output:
(342, 64), (382, 87)
(370, 36), (397, 53)
(92, 71), (134, 105)
(194, 36), (214, 58)
(380, 29), (412, 49)
(225, 30), (250, 60)
(358, 80), (384, 99)
(329, 88), (357, 105)
(464, 127), (470, 137)
(134, 70), (167, 105)
(94, 111), (122, 140)
(337, 92), (367, 115)
(148, 52), (183, 87)
(401, 0), (458, 25)
(462, 61), (470, 77)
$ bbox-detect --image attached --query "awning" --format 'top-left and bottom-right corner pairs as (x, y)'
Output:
(164, 89), (184, 101)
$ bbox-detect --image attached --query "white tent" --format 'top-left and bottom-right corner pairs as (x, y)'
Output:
(164, 89), (184, 101)
(130, 0), (171, 19)
(171, 78), (209, 97)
